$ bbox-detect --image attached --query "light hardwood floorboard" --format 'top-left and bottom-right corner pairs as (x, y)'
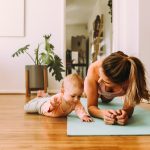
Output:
(0, 95), (150, 150)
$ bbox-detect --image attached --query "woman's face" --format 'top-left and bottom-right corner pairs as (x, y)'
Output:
(98, 68), (121, 89)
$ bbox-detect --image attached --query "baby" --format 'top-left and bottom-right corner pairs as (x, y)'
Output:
(24, 73), (92, 122)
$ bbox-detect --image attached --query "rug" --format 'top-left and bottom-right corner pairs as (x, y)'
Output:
(67, 98), (150, 136)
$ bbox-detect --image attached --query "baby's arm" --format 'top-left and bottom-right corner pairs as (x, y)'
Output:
(42, 95), (61, 117)
(48, 96), (61, 112)
(75, 101), (93, 122)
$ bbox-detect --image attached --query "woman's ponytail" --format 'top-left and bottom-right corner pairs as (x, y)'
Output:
(125, 58), (139, 106)
(125, 57), (150, 106)
(102, 51), (150, 106)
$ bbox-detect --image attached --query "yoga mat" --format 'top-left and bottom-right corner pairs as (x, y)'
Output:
(67, 98), (150, 136)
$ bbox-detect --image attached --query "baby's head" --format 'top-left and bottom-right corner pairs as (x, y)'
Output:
(61, 73), (83, 103)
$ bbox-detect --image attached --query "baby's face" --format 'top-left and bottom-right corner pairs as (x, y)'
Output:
(63, 86), (83, 103)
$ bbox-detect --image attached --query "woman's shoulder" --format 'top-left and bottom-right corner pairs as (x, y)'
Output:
(86, 60), (102, 81)
(88, 60), (102, 74)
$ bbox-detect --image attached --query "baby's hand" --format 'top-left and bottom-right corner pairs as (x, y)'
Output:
(50, 97), (60, 108)
(82, 115), (93, 122)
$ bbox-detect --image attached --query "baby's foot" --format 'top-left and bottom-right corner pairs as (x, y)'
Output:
(37, 90), (48, 97)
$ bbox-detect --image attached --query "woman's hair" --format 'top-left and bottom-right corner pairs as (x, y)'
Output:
(102, 51), (150, 106)
(61, 73), (84, 90)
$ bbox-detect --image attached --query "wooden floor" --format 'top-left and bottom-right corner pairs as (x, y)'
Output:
(0, 95), (150, 150)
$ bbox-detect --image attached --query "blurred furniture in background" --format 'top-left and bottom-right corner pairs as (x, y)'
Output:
(92, 14), (105, 62)
(25, 66), (48, 97)
(66, 36), (89, 79)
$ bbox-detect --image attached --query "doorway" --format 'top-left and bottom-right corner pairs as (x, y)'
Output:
(65, 0), (112, 78)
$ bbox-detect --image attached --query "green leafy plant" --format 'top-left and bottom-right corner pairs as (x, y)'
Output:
(12, 34), (65, 81)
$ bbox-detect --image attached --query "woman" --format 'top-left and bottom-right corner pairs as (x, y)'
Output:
(84, 51), (150, 125)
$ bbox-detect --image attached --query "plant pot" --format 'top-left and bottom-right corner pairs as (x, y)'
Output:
(25, 65), (47, 89)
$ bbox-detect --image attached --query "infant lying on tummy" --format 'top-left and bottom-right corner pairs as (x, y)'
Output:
(24, 73), (93, 122)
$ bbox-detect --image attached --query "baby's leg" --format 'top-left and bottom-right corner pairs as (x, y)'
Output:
(24, 97), (49, 114)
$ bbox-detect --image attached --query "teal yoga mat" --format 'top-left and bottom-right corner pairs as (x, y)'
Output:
(67, 98), (150, 136)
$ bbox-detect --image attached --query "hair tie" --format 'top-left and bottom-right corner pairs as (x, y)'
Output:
(127, 56), (130, 60)
(124, 56), (130, 61)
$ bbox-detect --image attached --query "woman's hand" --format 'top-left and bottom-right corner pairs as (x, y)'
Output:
(102, 109), (117, 125)
(116, 109), (128, 125)
(102, 109), (129, 125)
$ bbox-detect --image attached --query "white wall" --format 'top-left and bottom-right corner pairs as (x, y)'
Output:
(113, 0), (126, 53)
(113, 0), (150, 87)
(0, 0), (24, 36)
(113, 0), (139, 56)
(0, 0), (65, 93)
(1, 0), (150, 93)
(66, 24), (88, 50)
(139, 0), (150, 86)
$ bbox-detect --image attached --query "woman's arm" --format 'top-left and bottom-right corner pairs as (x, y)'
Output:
(84, 63), (105, 119)
(123, 101), (134, 118)
(85, 76), (117, 124)
(84, 63), (117, 125)
(115, 100), (134, 125)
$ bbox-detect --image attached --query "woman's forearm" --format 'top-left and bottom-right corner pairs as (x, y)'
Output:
(123, 106), (134, 118)
(88, 106), (105, 119)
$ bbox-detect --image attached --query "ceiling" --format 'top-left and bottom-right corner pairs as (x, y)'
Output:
(66, 0), (98, 25)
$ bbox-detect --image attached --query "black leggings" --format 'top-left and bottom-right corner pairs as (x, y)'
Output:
(100, 95), (113, 103)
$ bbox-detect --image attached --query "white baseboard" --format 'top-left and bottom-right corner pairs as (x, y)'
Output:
(0, 89), (59, 94)
(0, 90), (25, 94)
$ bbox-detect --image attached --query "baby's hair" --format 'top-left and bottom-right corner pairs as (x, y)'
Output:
(61, 73), (84, 90)
(102, 51), (150, 106)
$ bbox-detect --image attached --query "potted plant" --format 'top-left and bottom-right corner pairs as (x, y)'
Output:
(12, 34), (65, 96)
